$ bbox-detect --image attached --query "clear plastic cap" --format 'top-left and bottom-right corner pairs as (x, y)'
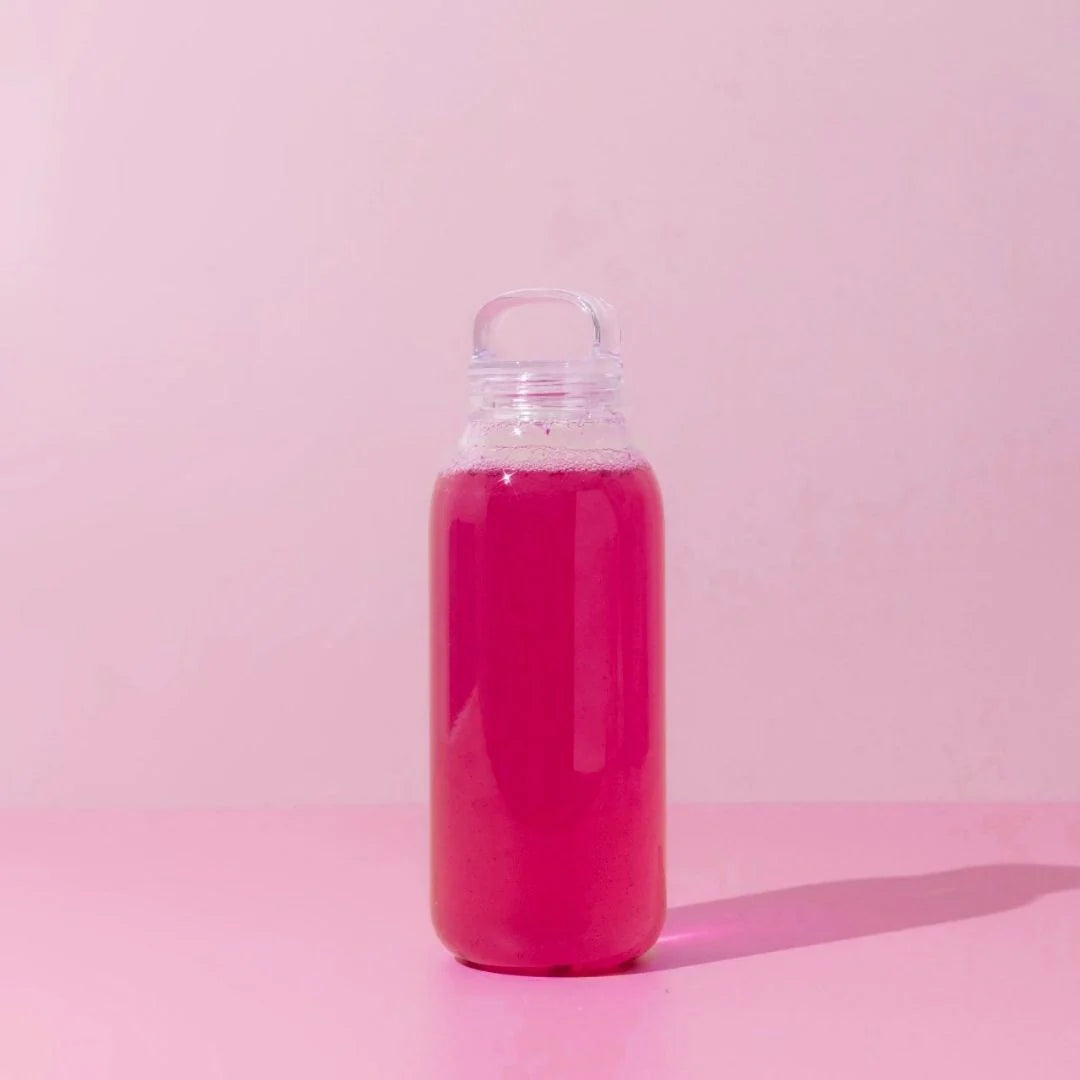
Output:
(469, 289), (622, 417)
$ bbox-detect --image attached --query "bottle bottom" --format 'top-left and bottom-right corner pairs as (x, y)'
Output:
(454, 947), (647, 978)
(435, 905), (665, 978)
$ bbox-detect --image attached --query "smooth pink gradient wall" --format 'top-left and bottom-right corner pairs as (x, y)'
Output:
(3, 1), (1078, 805)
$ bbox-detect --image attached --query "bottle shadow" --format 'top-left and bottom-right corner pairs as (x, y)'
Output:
(634, 863), (1080, 973)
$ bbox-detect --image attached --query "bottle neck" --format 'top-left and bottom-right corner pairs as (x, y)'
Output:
(468, 354), (623, 424)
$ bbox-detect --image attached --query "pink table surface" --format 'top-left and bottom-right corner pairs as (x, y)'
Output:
(0, 804), (1077, 1079)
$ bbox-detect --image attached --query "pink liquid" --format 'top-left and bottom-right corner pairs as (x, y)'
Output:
(430, 464), (664, 973)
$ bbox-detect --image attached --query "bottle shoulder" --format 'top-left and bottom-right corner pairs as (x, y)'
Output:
(444, 417), (649, 473)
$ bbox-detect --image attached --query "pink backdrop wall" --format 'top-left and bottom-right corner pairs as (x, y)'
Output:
(4, 1), (1078, 805)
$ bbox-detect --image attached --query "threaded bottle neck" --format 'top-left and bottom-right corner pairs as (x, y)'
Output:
(468, 351), (622, 421)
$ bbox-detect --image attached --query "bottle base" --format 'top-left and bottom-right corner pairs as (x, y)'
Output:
(454, 949), (645, 978)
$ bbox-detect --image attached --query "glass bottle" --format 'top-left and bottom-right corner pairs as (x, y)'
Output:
(430, 289), (665, 974)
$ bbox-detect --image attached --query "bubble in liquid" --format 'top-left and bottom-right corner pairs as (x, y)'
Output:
(443, 444), (644, 475)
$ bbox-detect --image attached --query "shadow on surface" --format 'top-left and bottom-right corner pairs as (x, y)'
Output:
(637, 863), (1080, 972)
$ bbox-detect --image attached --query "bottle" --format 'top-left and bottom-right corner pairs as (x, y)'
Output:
(430, 289), (665, 974)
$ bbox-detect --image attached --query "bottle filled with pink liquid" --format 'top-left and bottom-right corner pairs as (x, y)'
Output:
(430, 290), (664, 974)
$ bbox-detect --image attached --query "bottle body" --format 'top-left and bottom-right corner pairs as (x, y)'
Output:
(431, 442), (664, 973)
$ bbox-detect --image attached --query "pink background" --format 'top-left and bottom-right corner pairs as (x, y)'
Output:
(4, 1), (1079, 805)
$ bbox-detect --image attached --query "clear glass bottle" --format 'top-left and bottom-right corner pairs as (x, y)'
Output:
(430, 289), (665, 974)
